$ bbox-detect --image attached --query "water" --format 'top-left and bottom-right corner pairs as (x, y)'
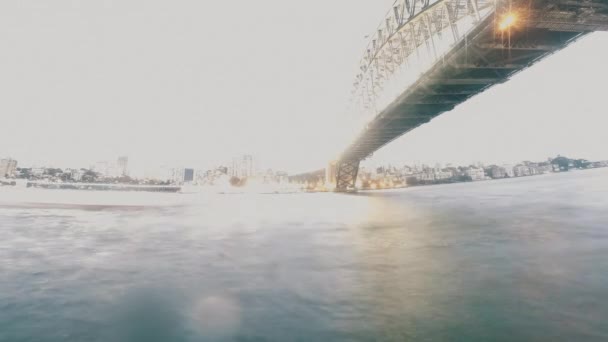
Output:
(1, 168), (608, 341)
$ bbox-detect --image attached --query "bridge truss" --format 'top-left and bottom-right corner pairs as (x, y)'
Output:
(334, 0), (608, 191)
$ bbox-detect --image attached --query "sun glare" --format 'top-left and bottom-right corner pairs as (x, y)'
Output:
(499, 13), (517, 31)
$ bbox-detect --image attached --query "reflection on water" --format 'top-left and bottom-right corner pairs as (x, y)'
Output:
(1, 168), (608, 341)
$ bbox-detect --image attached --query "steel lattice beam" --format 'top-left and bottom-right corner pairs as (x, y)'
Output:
(335, 160), (360, 192)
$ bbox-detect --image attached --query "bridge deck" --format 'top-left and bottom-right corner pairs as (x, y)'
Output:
(340, 16), (594, 162)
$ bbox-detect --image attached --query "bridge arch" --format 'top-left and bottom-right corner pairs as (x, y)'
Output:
(334, 0), (608, 191)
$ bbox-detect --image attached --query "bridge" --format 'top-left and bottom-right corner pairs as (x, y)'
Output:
(319, 0), (608, 191)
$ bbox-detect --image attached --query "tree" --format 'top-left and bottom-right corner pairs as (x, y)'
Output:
(455, 175), (473, 182)
(59, 173), (72, 182)
(573, 159), (591, 169)
(16, 168), (32, 179)
(551, 156), (570, 171)
(81, 169), (99, 182)
(229, 176), (242, 187)
(45, 168), (63, 176)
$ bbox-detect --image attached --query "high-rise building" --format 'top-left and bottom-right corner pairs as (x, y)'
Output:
(170, 168), (184, 184)
(170, 168), (195, 184)
(184, 168), (194, 182)
(0, 158), (18, 178)
(117, 156), (129, 176)
(231, 155), (255, 179)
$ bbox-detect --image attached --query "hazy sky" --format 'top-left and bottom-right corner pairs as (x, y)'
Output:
(1, 1), (607, 175)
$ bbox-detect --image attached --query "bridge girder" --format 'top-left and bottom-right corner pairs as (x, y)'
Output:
(332, 0), (608, 191)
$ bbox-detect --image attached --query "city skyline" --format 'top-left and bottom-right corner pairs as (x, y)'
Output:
(0, 1), (607, 176)
(4, 152), (604, 180)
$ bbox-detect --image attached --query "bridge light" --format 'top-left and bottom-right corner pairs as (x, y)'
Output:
(499, 13), (517, 31)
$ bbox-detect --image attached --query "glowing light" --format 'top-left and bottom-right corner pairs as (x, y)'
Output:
(499, 13), (517, 31)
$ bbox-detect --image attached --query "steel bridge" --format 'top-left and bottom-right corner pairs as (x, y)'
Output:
(330, 0), (608, 191)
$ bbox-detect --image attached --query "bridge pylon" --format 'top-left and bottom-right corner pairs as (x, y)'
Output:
(335, 159), (360, 192)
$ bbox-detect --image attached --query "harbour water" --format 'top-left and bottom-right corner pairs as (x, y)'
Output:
(1, 168), (608, 341)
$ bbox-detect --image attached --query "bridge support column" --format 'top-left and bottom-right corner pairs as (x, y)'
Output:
(335, 159), (360, 192)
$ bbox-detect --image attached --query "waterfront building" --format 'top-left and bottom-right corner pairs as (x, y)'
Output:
(488, 165), (507, 179)
(466, 167), (486, 181)
(502, 165), (515, 177)
(415, 170), (435, 182)
(435, 169), (453, 180)
(31, 168), (45, 177)
(401, 165), (414, 175)
(536, 162), (553, 174)
(513, 164), (531, 177)
(0, 158), (18, 178)
(444, 167), (460, 177)
(65, 168), (84, 182)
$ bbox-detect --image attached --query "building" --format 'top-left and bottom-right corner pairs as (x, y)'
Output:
(92, 158), (128, 178)
(65, 168), (84, 182)
(435, 169), (453, 180)
(231, 155), (255, 179)
(503, 166), (512, 177)
(117, 156), (129, 176)
(488, 165), (507, 179)
(415, 170), (435, 182)
(169, 168), (195, 184)
(31, 168), (45, 177)
(0, 158), (18, 178)
(536, 162), (553, 174)
(169, 168), (182, 183)
(184, 168), (194, 182)
(194, 169), (207, 185)
(513, 164), (531, 177)
(466, 167), (485, 181)
(401, 165), (414, 175)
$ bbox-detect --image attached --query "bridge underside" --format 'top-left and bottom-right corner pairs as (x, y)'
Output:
(335, 0), (608, 191)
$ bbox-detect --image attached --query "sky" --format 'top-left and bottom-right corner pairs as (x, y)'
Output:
(0, 1), (607, 176)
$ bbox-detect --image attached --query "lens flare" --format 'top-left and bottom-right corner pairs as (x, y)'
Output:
(499, 13), (517, 31)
